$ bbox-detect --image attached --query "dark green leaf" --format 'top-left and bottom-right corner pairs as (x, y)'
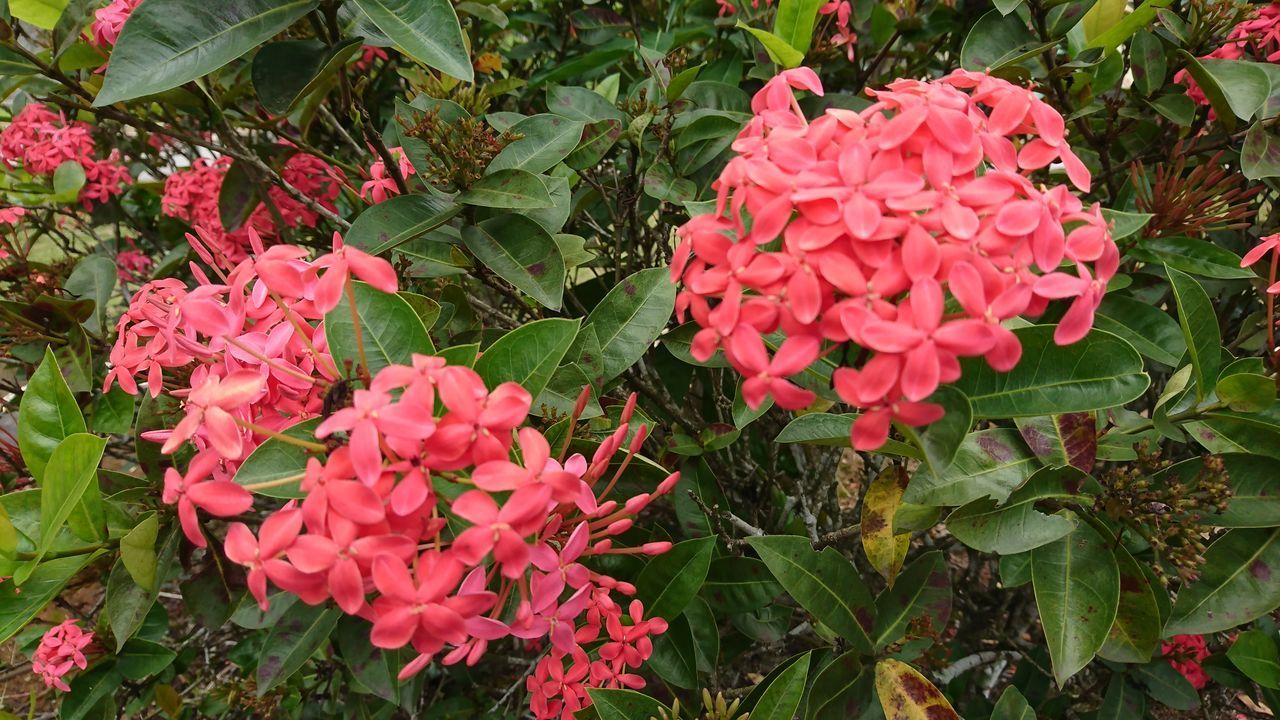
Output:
(1166, 266), (1221, 400)
(586, 689), (670, 720)
(1133, 661), (1199, 711)
(325, 281), (434, 377)
(872, 550), (951, 650)
(648, 612), (698, 689)
(462, 215), (566, 309)
(991, 686), (1036, 720)
(946, 466), (1088, 555)
(1099, 674), (1145, 720)
(804, 651), (871, 720)
(1130, 30), (1166, 95)
(233, 418), (320, 499)
(1166, 528), (1280, 634)
(0, 553), (95, 642)
(252, 38), (362, 115)
(1243, 122), (1280, 180)
(1098, 543), (1161, 663)
(256, 602), (342, 694)
(18, 347), (86, 483)
(96, 0), (318, 105)
(897, 386), (971, 475)
(1095, 294), (1187, 367)
(1132, 237), (1253, 279)
(64, 255), (117, 336)
(751, 652), (812, 720)
(487, 114), (585, 174)
(636, 536), (715, 620)
(117, 638), (177, 680)
(961, 10), (1036, 71)
(584, 268), (676, 382)
(701, 556), (783, 612)
(349, 0), (472, 81)
(345, 192), (461, 256)
(903, 428), (1038, 506)
(60, 661), (122, 720)
(458, 168), (553, 208)
(473, 317), (580, 401)
(1031, 520), (1120, 685)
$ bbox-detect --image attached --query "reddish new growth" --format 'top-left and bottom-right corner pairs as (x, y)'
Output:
(0, 104), (132, 209)
(671, 68), (1116, 450)
(106, 229), (677, 720)
(32, 620), (94, 692)
(1177, 2), (1280, 108)
(161, 152), (345, 263)
(1162, 634), (1211, 690)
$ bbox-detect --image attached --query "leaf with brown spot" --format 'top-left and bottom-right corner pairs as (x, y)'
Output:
(1098, 543), (1161, 664)
(1031, 519), (1119, 685)
(874, 658), (959, 720)
(1015, 412), (1097, 471)
(862, 466), (910, 586)
(1167, 527), (1280, 634)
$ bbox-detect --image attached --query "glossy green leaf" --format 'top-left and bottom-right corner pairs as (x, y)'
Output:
(252, 38), (362, 115)
(1098, 543), (1161, 663)
(325, 281), (434, 377)
(1095, 294), (1187, 367)
(1243, 121), (1280, 180)
(960, 10), (1036, 71)
(746, 535), (874, 653)
(60, 661), (123, 720)
(1228, 629), (1280, 688)
(118, 638), (178, 680)
(1205, 454), (1280, 527)
(1196, 58), (1272, 121)
(458, 168), (554, 208)
(18, 347), (86, 483)
(903, 428), (1038, 506)
(648, 612), (698, 689)
(1133, 661), (1199, 711)
(462, 215), (566, 310)
(488, 114), (585, 175)
(346, 192), (460, 257)
(946, 466), (1089, 555)
(701, 556), (783, 612)
(473, 317), (580, 401)
(64, 254), (117, 336)
(1031, 520), (1120, 685)
(897, 386), (971, 475)
(1099, 674), (1145, 720)
(1166, 266), (1220, 400)
(35, 433), (106, 564)
(954, 326), (1149, 418)
(0, 552), (95, 643)
(120, 514), (159, 592)
(96, 0), (318, 105)
(992, 686), (1035, 719)
(584, 268), (676, 382)
(349, 0), (472, 81)
(107, 528), (179, 648)
(1132, 237), (1253, 280)
(738, 23), (805, 67)
(872, 550), (951, 650)
(635, 536), (715, 621)
(232, 418), (320, 499)
(752, 652), (812, 720)
(1130, 30), (1166, 95)
(1188, 405), (1280, 460)
(587, 689), (671, 720)
(1216, 372), (1276, 413)
(256, 602), (342, 694)
(773, 0), (828, 54)
(1166, 528), (1280, 634)
(804, 652), (871, 720)
(774, 412), (921, 457)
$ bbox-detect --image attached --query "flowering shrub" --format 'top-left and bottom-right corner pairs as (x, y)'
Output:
(4, 0), (1280, 719)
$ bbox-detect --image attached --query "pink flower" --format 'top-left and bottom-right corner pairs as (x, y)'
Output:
(91, 0), (141, 46)
(32, 620), (94, 692)
(451, 488), (551, 578)
(1162, 634), (1211, 690)
(162, 450), (252, 547)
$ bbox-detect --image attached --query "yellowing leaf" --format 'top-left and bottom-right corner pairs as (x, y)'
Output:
(874, 659), (960, 720)
(862, 466), (910, 586)
(1081, 0), (1125, 42)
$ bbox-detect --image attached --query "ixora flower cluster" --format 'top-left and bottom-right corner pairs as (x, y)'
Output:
(1178, 2), (1280, 107)
(161, 152), (345, 263)
(0, 104), (132, 209)
(32, 620), (94, 692)
(671, 68), (1117, 450)
(105, 230), (676, 719)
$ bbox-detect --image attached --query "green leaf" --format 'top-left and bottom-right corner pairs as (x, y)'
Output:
(1166, 266), (1220, 400)
(252, 38), (362, 115)
(953, 325), (1149, 418)
(96, 0), (318, 106)
(473, 317), (580, 401)
(773, 0), (828, 55)
(1130, 30), (1166, 95)
(752, 651), (812, 720)
(1086, 0), (1172, 53)
(874, 659), (960, 720)
(487, 114), (585, 175)
(1015, 413), (1097, 470)
(1228, 629), (1280, 688)
(458, 169), (554, 208)
(701, 556), (783, 612)
(804, 652), (872, 720)
(903, 428), (1038, 506)
(216, 159), (259, 233)
(642, 161), (696, 204)
(647, 612), (698, 689)
(946, 466), (1090, 554)
(64, 255), (117, 337)
(1209, 454), (1280, 527)
(19, 349), (86, 484)
(1132, 661), (1199, 711)
(1131, 237), (1253, 280)
(117, 638), (177, 680)
(1243, 122), (1280, 180)
(35, 434), (106, 562)
(60, 661), (123, 720)
(960, 10), (1036, 71)
(585, 267), (676, 382)
(256, 602), (342, 694)
(1098, 543), (1161, 663)
(897, 386), (971, 475)
(1216, 372), (1276, 413)
(745, 535), (874, 654)
(10, 0), (70, 29)
(0, 553), (95, 643)
(345, 192), (460, 256)
(774, 412), (921, 457)
(566, 118), (624, 169)
(1196, 58), (1272, 121)
(462, 215), (566, 310)
(546, 85), (627, 124)
(349, 0), (472, 81)
(325, 281), (434, 377)
(1099, 674), (1146, 720)
(686, 596), (718, 672)
(233, 418), (320, 499)
(1031, 520), (1120, 685)
(636, 536), (715, 620)
(737, 23), (805, 68)
(1188, 405), (1280, 460)
(872, 550), (951, 650)
(107, 528), (179, 649)
(586, 689), (671, 720)
(1095, 294), (1187, 367)
(120, 514), (159, 592)
(1166, 528), (1280, 634)
(991, 686), (1036, 720)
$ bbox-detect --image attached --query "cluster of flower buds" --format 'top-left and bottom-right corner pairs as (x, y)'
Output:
(671, 68), (1116, 450)
(106, 230), (678, 719)
(0, 104), (132, 209)
(359, 146), (415, 204)
(1178, 2), (1280, 108)
(32, 620), (94, 692)
(161, 152), (345, 263)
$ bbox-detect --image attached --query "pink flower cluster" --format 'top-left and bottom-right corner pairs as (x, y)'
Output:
(0, 104), (132, 209)
(91, 0), (142, 47)
(671, 68), (1116, 450)
(1162, 634), (1211, 690)
(359, 146), (415, 204)
(1177, 2), (1280, 107)
(715, 0), (772, 17)
(107, 231), (677, 719)
(32, 620), (94, 692)
(819, 1), (857, 61)
(161, 152), (345, 263)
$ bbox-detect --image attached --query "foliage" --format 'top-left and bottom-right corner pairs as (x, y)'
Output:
(2, 0), (1280, 718)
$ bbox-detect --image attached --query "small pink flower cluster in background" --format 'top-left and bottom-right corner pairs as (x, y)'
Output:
(819, 1), (857, 61)
(115, 241), (154, 282)
(715, 0), (773, 17)
(359, 146), (415, 204)
(32, 620), (94, 692)
(0, 104), (132, 209)
(161, 152), (345, 263)
(107, 229), (677, 720)
(1241, 232), (1280, 293)
(90, 0), (142, 47)
(353, 45), (390, 73)
(1177, 2), (1280, 108)
(1163, 634), (1211, 690)
(671, 68), (1116, 450)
